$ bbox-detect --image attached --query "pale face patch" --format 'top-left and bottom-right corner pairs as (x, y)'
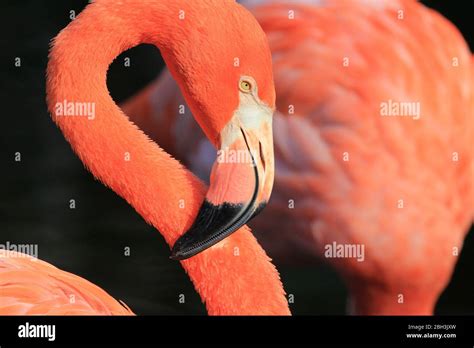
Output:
(220, 75), (273, 149)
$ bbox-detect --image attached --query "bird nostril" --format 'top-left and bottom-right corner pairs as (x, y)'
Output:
(259, 141), (266, 171)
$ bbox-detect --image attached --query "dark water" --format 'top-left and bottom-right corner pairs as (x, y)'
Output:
(1, 0), (473, 315)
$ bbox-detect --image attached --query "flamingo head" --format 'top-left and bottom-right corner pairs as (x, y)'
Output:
(164, 1), (276, 260)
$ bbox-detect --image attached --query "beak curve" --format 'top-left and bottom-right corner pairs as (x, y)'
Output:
(170, 104), (274, 260)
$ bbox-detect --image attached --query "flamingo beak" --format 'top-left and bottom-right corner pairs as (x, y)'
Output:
(170, 102), (274, 260)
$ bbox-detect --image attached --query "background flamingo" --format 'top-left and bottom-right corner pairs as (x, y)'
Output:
(0, 251), (133, 315)
(0, 0), (290, 316)
(122, 0), (474, 314)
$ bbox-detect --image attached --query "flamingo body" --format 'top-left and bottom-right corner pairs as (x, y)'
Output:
(0, 252), (132, 315)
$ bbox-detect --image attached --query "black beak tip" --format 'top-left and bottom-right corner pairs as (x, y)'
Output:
(169, 252), (186, 261)
(170, 241), (188, 261)
(169, 200), (262, 262)
(169, 252), (182, 261)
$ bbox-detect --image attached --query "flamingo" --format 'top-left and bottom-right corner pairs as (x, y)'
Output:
(122, 0), (474, 314)
(0, 0), (291, 315)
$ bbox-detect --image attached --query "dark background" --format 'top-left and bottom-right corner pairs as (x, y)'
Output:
(1, 0), (473, 315)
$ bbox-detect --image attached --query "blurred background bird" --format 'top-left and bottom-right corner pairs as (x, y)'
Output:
(122, 0), (473, 314)
(1, 0), (473, 314)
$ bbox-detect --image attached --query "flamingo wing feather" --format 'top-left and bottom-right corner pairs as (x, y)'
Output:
(0, 252), (133, 315)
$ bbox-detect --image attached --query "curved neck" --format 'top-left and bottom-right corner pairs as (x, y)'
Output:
(47, 0), (289, 315)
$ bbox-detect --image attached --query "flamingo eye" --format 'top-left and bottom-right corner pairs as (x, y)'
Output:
(239, 80), (252, 93)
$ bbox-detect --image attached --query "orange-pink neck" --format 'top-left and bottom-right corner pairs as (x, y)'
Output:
(46, 0), (290, 315)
